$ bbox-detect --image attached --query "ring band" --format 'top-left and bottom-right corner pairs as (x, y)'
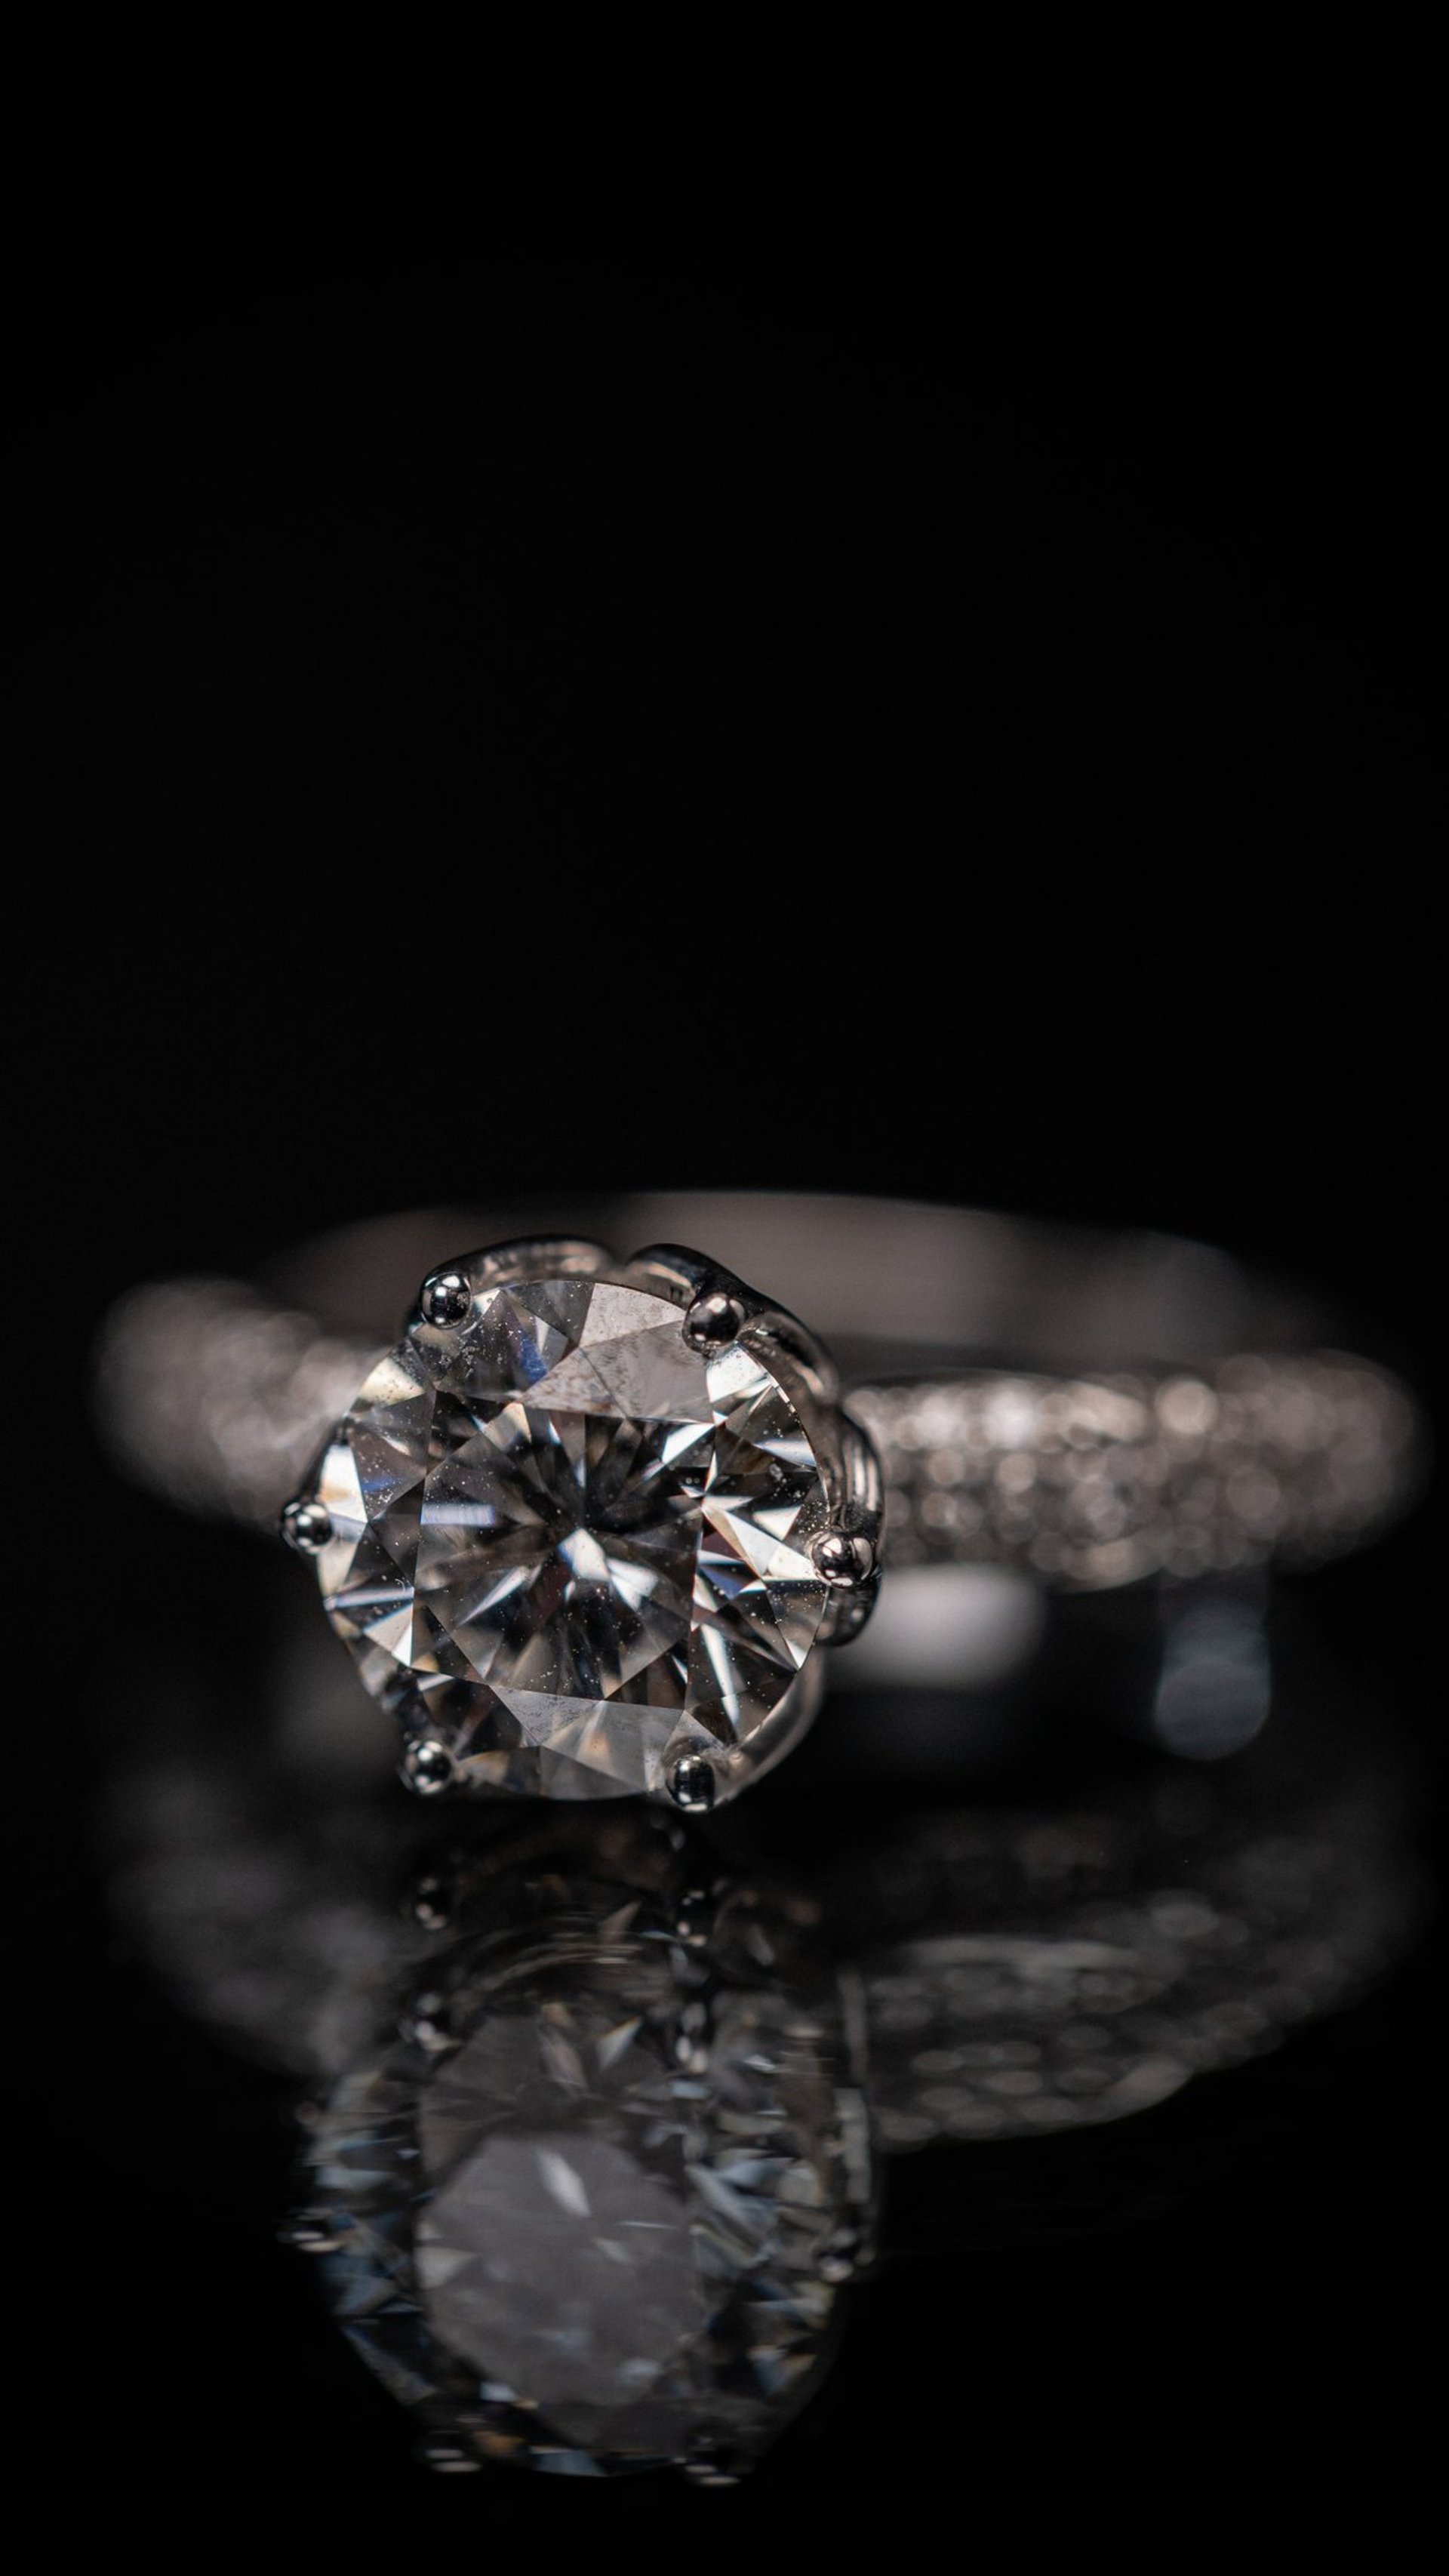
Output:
(98, 1191), (1418, 1583)
(96, 1196), (1419, 1809)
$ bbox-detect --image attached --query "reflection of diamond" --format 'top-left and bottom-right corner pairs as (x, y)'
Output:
(307, 1888), (870, 2474)
(419, 2129), (706, 2417)
(308, 1276), (829, 1797)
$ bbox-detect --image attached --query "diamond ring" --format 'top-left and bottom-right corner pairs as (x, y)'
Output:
(97, 1194), (1420, 1808)
(288, 1232), (882, 1810)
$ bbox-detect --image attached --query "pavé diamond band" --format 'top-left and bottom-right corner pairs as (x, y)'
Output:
(97, 1196), (1420, 1807)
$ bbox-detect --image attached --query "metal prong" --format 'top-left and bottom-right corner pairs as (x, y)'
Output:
(683, 1291), (746, 1353)
(411, 1872), (452, 1931)
(278, 2208), (345, 2254)
(669, 1753), (718, 1811)
(401, 1738), (457, 1796)
(417, 2440), (481, 2475)
(417, 1269), (472, 1328)
(811, 1527), (877, 1588)
(819, 2224), (864, 2285)
(280, 1495), (332, 1554)
(401, 1989), (452, 2056)
(672, 1889), (714, 1945)
(682, 2441), (743, 2487)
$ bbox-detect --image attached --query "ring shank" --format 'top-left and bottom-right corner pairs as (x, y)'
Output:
(95, 1194), (1420, 1590)
(269, 1193), (1324, 1371)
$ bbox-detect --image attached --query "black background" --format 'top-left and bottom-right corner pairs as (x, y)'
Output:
(13, 150), (1444, 2547)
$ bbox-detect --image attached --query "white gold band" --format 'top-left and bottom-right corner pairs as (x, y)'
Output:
(95, 1194), (1419, 1590)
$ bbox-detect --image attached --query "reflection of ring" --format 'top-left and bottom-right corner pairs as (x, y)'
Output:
(97, 1195), (1420, 1808)
(101, 1710), (1424, 2479)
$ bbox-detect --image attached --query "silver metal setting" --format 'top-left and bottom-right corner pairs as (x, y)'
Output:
(682, 1288), (746, 1351)
(812, 1528), (878, 1587)
(271, 1231), (883, 1808)
(417, 1270), (472, 1328)
(669, 1753), (718, 1811)
(401, 1740), (457, 1798)
(100, 1230), (1421, 1566)
(279, 1495), (332, 1556)
(94, 1193), (1423, 1802)
(811, 1525), (880, 1647)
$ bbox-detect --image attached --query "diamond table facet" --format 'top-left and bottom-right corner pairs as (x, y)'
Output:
(306, 1274), (832, 1798)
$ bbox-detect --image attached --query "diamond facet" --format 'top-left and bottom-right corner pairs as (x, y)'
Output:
(305, 1268), (832, 1799)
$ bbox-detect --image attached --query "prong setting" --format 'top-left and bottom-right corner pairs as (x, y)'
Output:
(294, 1231), (884, 1808)
(418, 1270), (472, 1328)
(670, 1754), (718, 1811)
(811, 1527), (877, 1589)
(401, 1738), (457, 1796)
(279, 2208), (346, 2254)
(683, 1289), (746, 1353)
(280, 1494), (332, 1554)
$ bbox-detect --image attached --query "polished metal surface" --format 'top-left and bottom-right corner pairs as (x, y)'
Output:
(96, 1194), (1420, 1591)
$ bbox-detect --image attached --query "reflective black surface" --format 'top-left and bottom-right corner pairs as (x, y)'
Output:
(29, 1511), (1443, 2531)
